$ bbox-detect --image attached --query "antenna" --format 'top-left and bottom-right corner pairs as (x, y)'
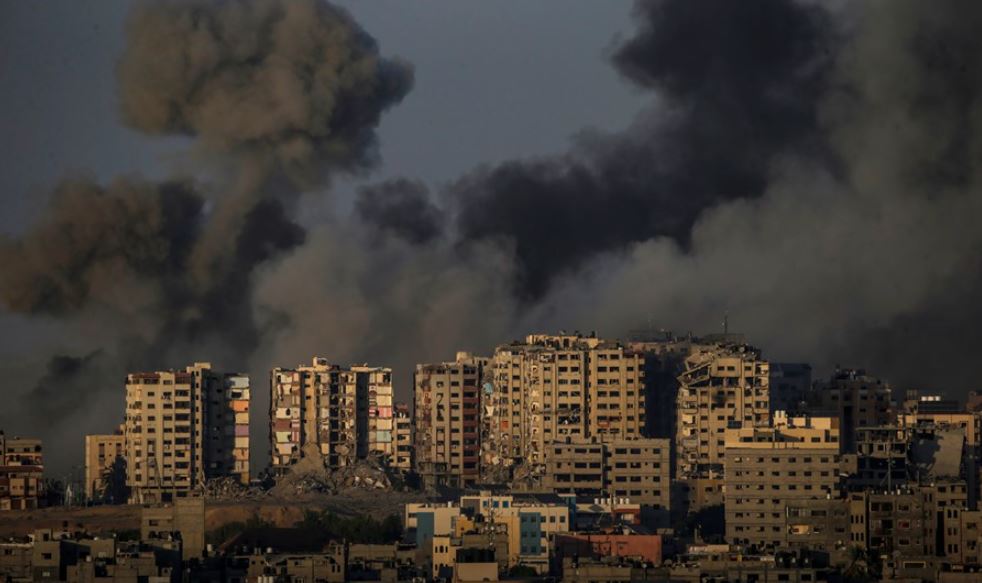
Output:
(723, 312), (729, 336)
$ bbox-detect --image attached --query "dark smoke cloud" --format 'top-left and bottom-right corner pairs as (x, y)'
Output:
(0, 0), (409, 469)
(0, 177), (203, 316)
(356, 178), (444, 245)
(118, 0), (414, 190)
(452, 0), (834, 298)
(23, 351), (108, 425)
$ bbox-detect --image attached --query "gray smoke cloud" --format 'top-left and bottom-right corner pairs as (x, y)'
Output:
(355, 178), (444, 245)
(0, 0), (412, 472)
(4, 0), (982, 475)
(530, 0), (982, 395)
(118, 0), (414, 191)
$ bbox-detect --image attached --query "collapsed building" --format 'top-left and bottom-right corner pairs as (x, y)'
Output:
(269, 358), (394, 472)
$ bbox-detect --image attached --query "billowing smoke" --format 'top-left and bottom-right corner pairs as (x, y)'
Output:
(452, 0), (834, 298)
(5, 0), (982, 475)
(118, 0), (414, 191)
(356, 178), (444, 245)
(0, 0), (412, 471)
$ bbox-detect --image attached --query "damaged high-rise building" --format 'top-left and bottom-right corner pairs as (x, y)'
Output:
(675, 342), (770, 507)
(483, 333), (647, 477)
(124, 363), (250, 503)
(269, 358), (394, 472)
(413, 352), (488, 488)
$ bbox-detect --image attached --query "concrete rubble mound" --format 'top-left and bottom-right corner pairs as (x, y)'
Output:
(200, 476), (265, 500)
(270, 444), (398, 497)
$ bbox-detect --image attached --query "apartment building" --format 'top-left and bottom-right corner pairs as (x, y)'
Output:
(392, 403), (413, 472)
(124, 363), (249, 503)
(812, 368), (892, 452)
(84, 428), (125, 501)
(676, 343), (770, 481)
(413, 352), (485, 488)
(723, 415), (841, 549)
(849, 481), (970, 561)
(543, 437), (670, 509)
(270, 358), (394, 472)
(0, 433), (43, 511)
(485, 334), (646, 475)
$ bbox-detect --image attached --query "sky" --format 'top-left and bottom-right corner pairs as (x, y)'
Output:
(3, 0), (982, 477)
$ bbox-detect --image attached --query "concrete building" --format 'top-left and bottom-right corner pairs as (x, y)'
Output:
(414, 352), (486, 488)
(676, 342), (770, 505)
(724, 415), (841, 549)
(483, 333), (647, 478)
(769, 362), (813, 415)
(543, 437), (670, 509)
(393, 402), (413, 472)
(141, 496), (205, 561)
(270, 358), (393, 472)
(812, 368), (892, 452)
(124, 363), (249, 503)
(83, 427), (125, 502)
(0, 433), (43, 511)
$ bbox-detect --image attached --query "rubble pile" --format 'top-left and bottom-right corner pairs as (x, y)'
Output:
(270, 445), (399, 497)
(200, 477), (265, 500)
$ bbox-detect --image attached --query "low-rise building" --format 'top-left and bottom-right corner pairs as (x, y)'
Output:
(84, 427), (125, 502)
(543, 437), (670, 510)
(0, 432), (43, 511)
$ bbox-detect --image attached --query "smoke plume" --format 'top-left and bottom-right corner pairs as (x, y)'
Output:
(356, 178), (444, 245)
(452, 0), (833, 298)
(118, 0), (414, 191)
(0, 0), (412, 471)
(5, 0), (982, 475)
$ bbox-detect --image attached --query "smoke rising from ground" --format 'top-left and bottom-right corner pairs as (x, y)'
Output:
(3, 0), (982, 474)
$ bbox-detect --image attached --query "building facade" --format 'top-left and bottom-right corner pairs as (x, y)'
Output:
(270, 358), (393, 472)
(813, 368), (892, 452)
(543, 437), (671, 509)
(483, 334), (647, 477)
(676, 343), (770, 483)
(724, 415), (841, 549)
(413, 353), (485, 488)
(124, 363), (249, 503)
(0, 433), (43, 511)
(84, 429), (125, 501)
(393, 403), (413, 472)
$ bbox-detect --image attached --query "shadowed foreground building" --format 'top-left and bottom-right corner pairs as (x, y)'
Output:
(724, 415), (842, 550)
(124, 363), (250, 503)
(0, 432), (43, 511)
(83, 427), (125, 502)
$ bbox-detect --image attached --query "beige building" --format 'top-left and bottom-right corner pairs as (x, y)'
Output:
(0, 433), (43, 511)
(544, 437), (670, 509)
(84, 427), (125, 501)
(124, 363), (249, 503)
(724, 415), (841, 549)
(484, 334), (646, 476)
(393, 402), (413, 472)
(270, 358), (394, 472)
(676, 343), (770, 482)
(414, 352), (486, 488)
